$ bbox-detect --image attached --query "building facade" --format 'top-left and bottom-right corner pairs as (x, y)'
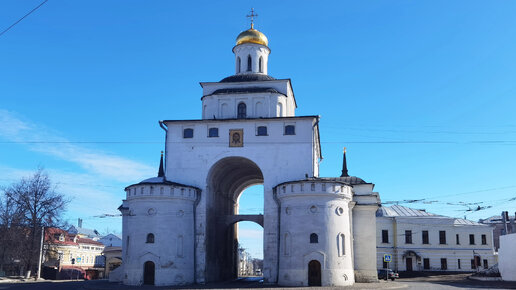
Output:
(376, 205), (496, 272)
(43, 227), (105, 279)
(479, 213), (516, 251)
(118, 23), (381, 287)
(498, 233), (516, 281)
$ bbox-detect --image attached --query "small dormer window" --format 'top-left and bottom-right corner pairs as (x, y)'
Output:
(237, 103), (247, 119)
(247, 55), (252, 71)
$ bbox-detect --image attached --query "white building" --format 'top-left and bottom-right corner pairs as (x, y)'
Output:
(118, 22), (381, 287)
(498, 233), (516, 281)
(238, 247), (254, 276)
(98, 234), (122, 247)
(376, 205), (496, 272)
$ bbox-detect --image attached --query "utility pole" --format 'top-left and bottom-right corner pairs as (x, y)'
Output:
(37, 226), (44, 280)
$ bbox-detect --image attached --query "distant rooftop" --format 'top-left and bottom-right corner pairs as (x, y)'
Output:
(68, 226), (101, 238)
(479, 215), (515, 224)
(377, 204), (487, 226)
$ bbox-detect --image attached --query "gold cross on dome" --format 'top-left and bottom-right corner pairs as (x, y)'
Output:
(246, 8), (258, 29)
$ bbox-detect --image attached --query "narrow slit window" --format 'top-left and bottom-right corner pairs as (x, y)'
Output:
(237, 102), (247, 119)
(237, 57), (241, 73)
(259, 56), (263, 73)
(247, 55), (252, 71)
(338, 233), (345, 256)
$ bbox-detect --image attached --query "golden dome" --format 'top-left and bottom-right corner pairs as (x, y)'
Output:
(236, 26), (268, 46)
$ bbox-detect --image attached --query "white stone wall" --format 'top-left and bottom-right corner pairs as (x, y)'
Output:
(498, 233), (516, 281)
(352, 203), (379, 282)
(376, 217), (496, 272)
(163, 117), (320, 284)
(277, 181), (354, 286)
(233, 43), (270, 74)
(164, 118), (320, 187)
(121, 183), (197, 286)
(201, 79), (296, 119)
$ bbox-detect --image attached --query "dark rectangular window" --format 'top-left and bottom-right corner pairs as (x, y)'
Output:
(439, 231), (446, 244)
(284, 125), (295, 135)
(183, 128), (193, 138)
(483, 259), (488, 269)
(481, 234), (487, 245)
(456, 234), (460, 245)
(382, 230), (389, 243)
(405, 230), (412, 244)
(441, 258), (447, 270)
(458, 259), (461, 269)
(423, 258), (430, 270)
(208, 128), (219, 137)
(469, 234), (475, 245)
(257, 126), (267, 136)
(422, 230), (429, 244)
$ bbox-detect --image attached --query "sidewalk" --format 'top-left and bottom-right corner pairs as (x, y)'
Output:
(0, 276), (85, 283)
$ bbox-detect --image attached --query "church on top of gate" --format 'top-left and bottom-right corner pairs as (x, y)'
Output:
(117, 11), (382, 287)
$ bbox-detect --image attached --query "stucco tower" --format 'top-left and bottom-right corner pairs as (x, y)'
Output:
(120, 153), (200, 286)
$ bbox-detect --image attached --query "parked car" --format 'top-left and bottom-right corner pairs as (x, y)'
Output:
(378, 268), (399, 281)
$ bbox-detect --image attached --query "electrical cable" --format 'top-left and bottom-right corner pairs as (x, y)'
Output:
(0, 0), (48, 37)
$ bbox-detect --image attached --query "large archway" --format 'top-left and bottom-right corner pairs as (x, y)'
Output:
(205, 157), (264, 282)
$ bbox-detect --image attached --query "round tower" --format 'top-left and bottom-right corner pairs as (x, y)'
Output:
(275, 180), (355, 286)
(233, 23), (270, 75)
(119, 153), (200, 286)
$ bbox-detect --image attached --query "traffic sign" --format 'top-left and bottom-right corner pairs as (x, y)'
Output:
(383, 254), (392, 262)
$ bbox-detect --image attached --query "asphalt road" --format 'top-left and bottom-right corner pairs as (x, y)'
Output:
(1, 275), (516, 290)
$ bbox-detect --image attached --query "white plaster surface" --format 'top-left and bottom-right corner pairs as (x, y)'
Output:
(499, 233), (516, 281)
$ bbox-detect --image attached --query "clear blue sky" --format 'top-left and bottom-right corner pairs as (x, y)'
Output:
(1, 1), (516, 260)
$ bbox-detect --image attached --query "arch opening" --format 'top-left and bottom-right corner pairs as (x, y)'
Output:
(206, 157), (264, 282)
(236, 221), (263, 277)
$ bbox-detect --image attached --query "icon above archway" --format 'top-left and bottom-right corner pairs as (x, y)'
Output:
(229, 129), (243, 147)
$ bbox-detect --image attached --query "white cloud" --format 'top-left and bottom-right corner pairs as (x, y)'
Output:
(0, 109), (157, 233)
(0, 109), (154, 182)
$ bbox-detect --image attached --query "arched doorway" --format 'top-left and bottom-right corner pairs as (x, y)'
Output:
(308, 260), (321, 286)
(206, 157), (264, 282)
(143, 261), (155, 285)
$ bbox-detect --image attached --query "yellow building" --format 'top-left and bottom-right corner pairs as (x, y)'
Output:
(43, 227), (105, 279)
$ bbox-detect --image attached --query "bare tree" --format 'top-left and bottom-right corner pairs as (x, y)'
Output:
(0, 193), (25, 274)
(0, 168), (69, 276)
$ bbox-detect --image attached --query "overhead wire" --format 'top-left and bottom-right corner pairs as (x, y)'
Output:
(0, 0), (48, 37)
